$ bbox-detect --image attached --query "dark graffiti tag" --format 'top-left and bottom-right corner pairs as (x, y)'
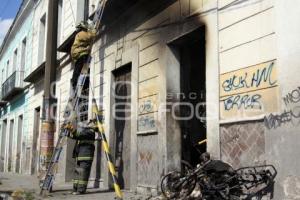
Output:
(283, 87), (300, 106)
(222, 62), (277, 93)
(264, 106), (300, 129)
(223, 94), (262, 111)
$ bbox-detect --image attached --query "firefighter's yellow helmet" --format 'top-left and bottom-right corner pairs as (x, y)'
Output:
(76, 21), (89, 31)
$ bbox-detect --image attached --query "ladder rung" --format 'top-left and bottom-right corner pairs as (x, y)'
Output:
(55, 147), (63, 151)
(42, 175), (54, 189)
(53, 149), (63, 162)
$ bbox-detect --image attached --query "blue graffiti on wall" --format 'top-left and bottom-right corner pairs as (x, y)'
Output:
(223, 94), (262, 111)
(222, 62), (277, 93)
(138, 115), (156, 131)
(139, 99), (154, 114)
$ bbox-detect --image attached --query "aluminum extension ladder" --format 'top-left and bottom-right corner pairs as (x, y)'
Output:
(40, 1), (123, 199)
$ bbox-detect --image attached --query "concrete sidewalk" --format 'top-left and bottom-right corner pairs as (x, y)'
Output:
(0, 173), (163, 200)
(0, 173), (39, 192)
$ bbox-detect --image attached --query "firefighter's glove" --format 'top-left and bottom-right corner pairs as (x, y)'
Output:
(95, 132), (102, 141)
(88, 119), (99, 132)
(62, 123), (74, 133)
(88, 119), (97, 125)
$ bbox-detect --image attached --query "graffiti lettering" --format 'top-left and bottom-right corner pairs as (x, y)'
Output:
(222, 62), (277, 93)
(138, 115), (156, 131)
(224, 94), (262, 111)
(283, 87), (300, 106)
(222, 73), (250, 92)
(139, 100), (154, 114)
(251, 62), (277, 87)
(264, 106), (300, 129)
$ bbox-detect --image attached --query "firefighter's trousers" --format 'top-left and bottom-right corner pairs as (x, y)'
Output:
(73, 160), (93, 193)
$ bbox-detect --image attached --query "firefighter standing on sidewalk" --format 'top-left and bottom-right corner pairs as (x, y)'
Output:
(65, 124), (98, 195)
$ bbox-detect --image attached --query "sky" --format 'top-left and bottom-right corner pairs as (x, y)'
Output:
(0, 0), (22, 46)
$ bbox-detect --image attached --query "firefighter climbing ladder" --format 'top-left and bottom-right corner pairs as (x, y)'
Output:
(40, 0), (123, 199)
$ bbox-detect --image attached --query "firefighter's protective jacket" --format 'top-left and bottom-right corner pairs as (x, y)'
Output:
(69, 127), (95, 161)
(71, 30), (96, 63)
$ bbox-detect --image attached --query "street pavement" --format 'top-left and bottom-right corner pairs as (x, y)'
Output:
(0, 173), (164, 200)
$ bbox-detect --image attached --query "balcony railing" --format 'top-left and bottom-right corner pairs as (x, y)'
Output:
(0, 89), (7, 107)
(1, 71), (25, 101)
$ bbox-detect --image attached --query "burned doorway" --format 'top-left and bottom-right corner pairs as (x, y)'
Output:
(32, 107), (40, 174)
(112, 64), (132, 189)
(171, 27), (207, 166)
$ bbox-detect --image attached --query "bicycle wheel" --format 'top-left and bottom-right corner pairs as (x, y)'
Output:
(161, 171), (197, 199)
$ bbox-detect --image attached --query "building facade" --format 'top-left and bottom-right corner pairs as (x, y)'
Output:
(1, 0), (300, 199)
(0, 0), (34, 174)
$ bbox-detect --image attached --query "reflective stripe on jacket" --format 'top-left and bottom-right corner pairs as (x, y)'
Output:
(76, 142), (95, 161)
